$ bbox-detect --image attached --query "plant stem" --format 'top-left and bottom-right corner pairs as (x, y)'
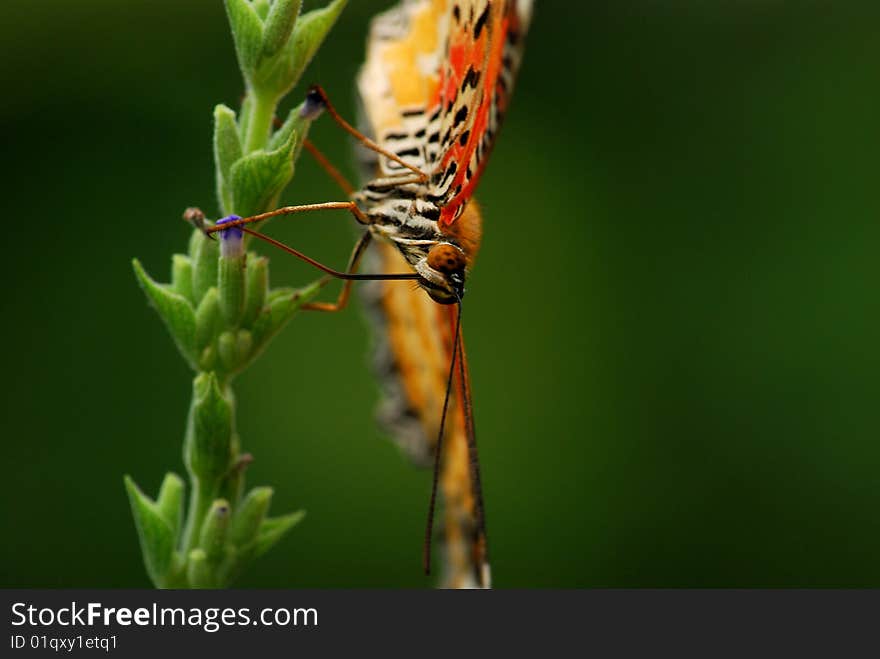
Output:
(243, 89), (277, 154)
(182, 474), (217, 553)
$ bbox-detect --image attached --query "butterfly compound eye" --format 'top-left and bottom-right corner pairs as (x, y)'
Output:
(427, 243), (466, 275)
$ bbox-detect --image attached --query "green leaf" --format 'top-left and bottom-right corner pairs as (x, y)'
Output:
(199, 345), (217, 372)
(224, 0), (265, 79)
(219, 255), (246, 328)
(263, 0), (302, 58)
(254, 510), (306, 558)
(155, 473), (185, 541)
(215, 486), (274, 584)
(171, 254), (194, 304)
(163, 552), (189, 589)
(238, 94), (254, 143)
(190, 229), (220, 304)
(216, 329), (253, 376)
(186, 548), (213, 589)
(278, 0), (348, 97)
(266, 100), (313, 154)
(217, 330), (237, 372)
(124, 475), (177, 588)
(229, 129), (297, 217)
(236, 329), (254, 366)
(199, 499), (232, 563)
(218, 449), (250, 507)
(194, 287), (221, 353)
(132, 259), (197, 368)
(241, 255), (268, 328)
(184, 373), (235, 486)
(230, 486), (273, 548)
(249, 279), (324, 357)
(213, 104), (243, 214)
(252, 0), (271, 20)
(251, 0), (347, 99)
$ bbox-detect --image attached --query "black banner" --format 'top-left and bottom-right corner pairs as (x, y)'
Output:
(1, 590), (877, 656)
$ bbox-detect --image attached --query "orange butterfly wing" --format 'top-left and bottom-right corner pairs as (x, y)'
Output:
(431, 0), (532, 224)
(357, 0), (448, 176)
(358, 0), (532, 193)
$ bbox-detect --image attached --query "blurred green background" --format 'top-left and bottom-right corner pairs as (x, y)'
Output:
(1, 0), (878, 588)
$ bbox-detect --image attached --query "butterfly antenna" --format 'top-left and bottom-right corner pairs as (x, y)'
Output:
(240, 227), (420, 282)
(457, 325), (490, 587)
(423, 301), (463, 578)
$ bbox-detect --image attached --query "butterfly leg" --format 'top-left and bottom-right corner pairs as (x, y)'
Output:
(300, 230), (372, 313)
(302, 139), (356, 197)
(305, 85), (430, 183)
(239, 225), (418, 285)
(194, 204), (418, 310)
(198, 200), (371, 237)
(240, 226), (420, 312)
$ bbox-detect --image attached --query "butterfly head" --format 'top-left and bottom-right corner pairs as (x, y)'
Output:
(412, 200), (482, 304)
(416, 242), (467, 304)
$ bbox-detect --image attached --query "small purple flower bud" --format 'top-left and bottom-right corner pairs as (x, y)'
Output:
(216, 215), (244, 259)
(300, 86), (326, 121)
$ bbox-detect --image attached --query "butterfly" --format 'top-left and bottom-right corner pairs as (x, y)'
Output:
(203, 0), (533, 588)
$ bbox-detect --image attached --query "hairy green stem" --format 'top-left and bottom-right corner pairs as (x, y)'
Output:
(128, 0), (347, 589)
(243, 90), (277, 153)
